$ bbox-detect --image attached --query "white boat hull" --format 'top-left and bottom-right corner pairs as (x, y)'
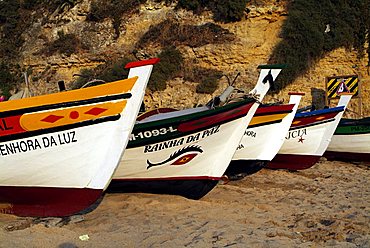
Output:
(0, 59), (158, 216)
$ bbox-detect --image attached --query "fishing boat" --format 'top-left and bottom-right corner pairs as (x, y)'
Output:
(0, 58), (159, 217)
(225, 93), (304, 178)
(324, 117), (370, 162)
(266, 93), (353, 170)
(111, 65), (285, 199)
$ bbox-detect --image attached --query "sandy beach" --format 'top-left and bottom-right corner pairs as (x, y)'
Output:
(0, 159), (369, 247)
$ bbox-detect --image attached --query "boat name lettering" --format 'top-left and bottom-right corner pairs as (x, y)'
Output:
(201, 125), (220, 138)
(130, 126), (177, 141)
(144, 125), (220, 153)
(144, 138), (185, 153)
(244, 130), (256, 138)
(350, 126), (370, 132)
(0, 131), (77, 157)
(236, 144), (244, 150)
(0, 118), (13, 131)
(285, 128), (307, 140)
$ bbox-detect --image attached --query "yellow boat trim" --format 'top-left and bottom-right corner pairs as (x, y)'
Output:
(0, 76), (137, 113)
(20, 100), (127, 131)
(249, 113), (289, 127)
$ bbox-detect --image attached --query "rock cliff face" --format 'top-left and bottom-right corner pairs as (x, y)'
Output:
(17, 0), (369, 117)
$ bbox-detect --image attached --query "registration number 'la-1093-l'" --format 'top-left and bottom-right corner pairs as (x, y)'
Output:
(129, 126), (177, 141)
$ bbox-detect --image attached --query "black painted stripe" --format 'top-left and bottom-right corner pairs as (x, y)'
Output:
(347, 77), (357, 88)
(349, 82), (358, 95)
(0, 115), (121, 143)
(328, 87), (337, 98)
(334, 131), (370, 135)
(253, 110), (292, 117)
(327, 79), (337, 93)
(0, 93), (132, 118)
(247, 119), (283, 129)
(328, 77), (359, 98)
(108, 179), (219, 200)
(339, 117), (370, 126)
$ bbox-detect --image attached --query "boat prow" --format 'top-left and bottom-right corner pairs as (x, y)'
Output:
(226, 92), (304, 178)
(0, 58), (159, 217)
(267, 93), (353, 170)
(324, 117), (370, 162)
(111, 64), (284, 199)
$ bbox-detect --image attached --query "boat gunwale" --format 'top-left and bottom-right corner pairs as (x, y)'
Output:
(255, 103), (295, 116)
(0, 77), (137, 113)
(337, 117), (370, 126)
(128, 100), (255, 148)
(0, 93), (131, 118)
(289, 118), (336, 130)
(334, 126), (370, 135)
(295, 106), (344, 118)
(133, 98), (255, 131)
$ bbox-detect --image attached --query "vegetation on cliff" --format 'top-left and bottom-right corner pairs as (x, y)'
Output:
(38, 31), (86, 57)
(0, 63), (20, 98)
(0, 1), (23, 60)
(87, 0), (146, 38)
(0, 0), (369, 96)
(71, 47), (183, 91)
(136, 20), (235, 48)
(269, 0), (370, 91)
(176, 0), (248, 22)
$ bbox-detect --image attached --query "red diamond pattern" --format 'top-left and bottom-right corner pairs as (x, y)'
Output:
(41, 114), (64, 123)
(85, 107), (107, 116)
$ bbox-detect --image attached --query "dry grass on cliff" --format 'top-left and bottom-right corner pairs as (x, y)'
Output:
(136, 19), (235, 49)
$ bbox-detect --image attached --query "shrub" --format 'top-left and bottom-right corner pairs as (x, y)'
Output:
(196, 77), (219, 94)
(21, 0), (79, 12)
(212, 0), (249, 22)
(41, 31), (82, 56)
(137, 20), (235, 48)
(149, 47), (184, 91)
(177, 0), (249, 23)
(87, 0), (146, 38)
(72, 68), (97, 89)
(0, 62), (20, 98)
(177, 0), (203, 14)
(0, 0), (20, 25)
(0, 0), (80, 59)
(269, 0), (370, 91)
(190, 67), (223, 94)
(21, 0), (40, 10)
(72, 58), (132, 89)
(73, 47), (184, 91)
(87, 0), (112, 21)
(98, 58), (132, 82)
(0, 0), (23, 59)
